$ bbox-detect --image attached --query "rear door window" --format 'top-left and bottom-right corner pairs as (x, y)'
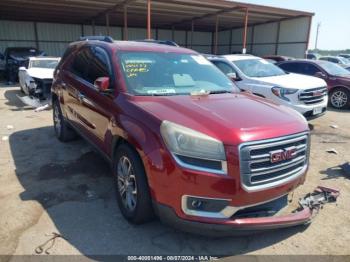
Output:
(85, 46), (112, 85)
(212, 61), (237, 75)
(279, 62), (302, 74)
(70, 48), (91, 80)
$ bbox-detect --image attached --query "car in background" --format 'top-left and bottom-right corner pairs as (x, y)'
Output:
(51, 39), (313, 235)
(263, 55), (294, 63)
(278, 60), (350, 109)
(319, 56), (350, 68)
(18, 57), (60, 107)
(339, 54), (350, 61)
(306, 53), (319, 60)
(0, 47), (45, 84)
(207, 54), (328, 119)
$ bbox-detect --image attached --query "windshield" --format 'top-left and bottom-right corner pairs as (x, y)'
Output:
(338, 57), (350, 64)
(118, 52), (237, 96)
(319, 61), (350, 76)
(232, 58), (286, 78)
(30, 59), (59, 69)
(8, 48), (40, 58)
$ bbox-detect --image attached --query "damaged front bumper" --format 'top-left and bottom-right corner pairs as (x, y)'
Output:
(17, 94), (50, 108)
(156, 186), (340, 236)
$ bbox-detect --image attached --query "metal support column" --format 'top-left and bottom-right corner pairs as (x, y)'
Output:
(242, 7), (249, 54)
(147, 0), (152, 39)
(214, 15), (219, 54)
(124, 5), (128, 40)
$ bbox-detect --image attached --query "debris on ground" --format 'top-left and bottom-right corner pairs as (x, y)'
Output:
(330, 124), (339, 129)
(35, 104), (51, 112)
(299, 186), (340, 217)
(322, 141), (347, 144)
(2, 136), (8, 141)
(35, 232), (67, 255)
(340, 162), (350, 178)
(6, 125), (14, 130)
(326, 148), (339, 155)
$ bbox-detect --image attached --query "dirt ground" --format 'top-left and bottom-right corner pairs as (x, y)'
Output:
(0, 84), (349, 259)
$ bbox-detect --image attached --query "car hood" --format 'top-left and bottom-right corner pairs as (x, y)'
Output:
(27, 68), (54, 79)
(251, 73), (327, 90)
(131, 93), (308, 145)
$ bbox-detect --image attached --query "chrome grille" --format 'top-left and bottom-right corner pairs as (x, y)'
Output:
(299, 87), (328, 105)
(239, 133), (309, 192)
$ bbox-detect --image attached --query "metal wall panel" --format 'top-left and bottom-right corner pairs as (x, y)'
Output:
(173, 30), (186, 45)
(83, 25), (122, 40)
(252, 44), (275, 56)
(231, 27), (253, 44)
(37, 22), (81, 41)
(157, 29), (172, 40)
(38, 42), (68, 57)
(188, 31), (212, 46)
(0, 20), (35, 40)
(279, 17), (309, 43)
(0, 41), (36, 54)
(253, 22), (278, 44)
(278, 43), (307, 58)
(217, 45), (230, 55)
(218, 30), (230, 44)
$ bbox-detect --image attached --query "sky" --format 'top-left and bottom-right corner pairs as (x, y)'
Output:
(239, 0), (350, 50)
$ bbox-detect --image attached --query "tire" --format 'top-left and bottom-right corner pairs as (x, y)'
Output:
(113, 143), (154, 224)
(53, 99), (77, 142)
(330, 87), (350, 109)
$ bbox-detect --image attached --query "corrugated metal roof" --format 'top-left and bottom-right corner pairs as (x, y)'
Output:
(0, 0), (313, 31)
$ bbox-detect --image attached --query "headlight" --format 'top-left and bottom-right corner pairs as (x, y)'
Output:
(160, 121), (227, 174)
(29, 79), (37, 90)
(271, 86), (298, 102)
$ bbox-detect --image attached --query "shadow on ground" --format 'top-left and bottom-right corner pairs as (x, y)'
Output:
(320, 165), (350, 181)
(9, 126), (308, 256)
(4, 89), (33, 111)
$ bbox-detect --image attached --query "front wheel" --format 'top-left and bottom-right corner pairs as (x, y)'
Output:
(330, 88), (350, 109)
(113, 144), (154, 224)
(53, 99), (77, 142)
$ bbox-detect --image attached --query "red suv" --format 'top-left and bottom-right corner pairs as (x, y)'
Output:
(278, 60), (350, 109)
(52, 37), (312, 235)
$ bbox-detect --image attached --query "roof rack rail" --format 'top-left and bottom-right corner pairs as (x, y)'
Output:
(79, 36), (114, 43)
(135, 39), (179, 47)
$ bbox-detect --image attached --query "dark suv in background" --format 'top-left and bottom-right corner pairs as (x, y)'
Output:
(278, 60), (350, 109)
(0, 47), (44, 84)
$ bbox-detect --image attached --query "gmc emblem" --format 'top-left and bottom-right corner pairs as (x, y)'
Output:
(270, 146), (297, 163)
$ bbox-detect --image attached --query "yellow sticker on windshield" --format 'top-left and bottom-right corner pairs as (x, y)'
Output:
(125, 62), (150, 78)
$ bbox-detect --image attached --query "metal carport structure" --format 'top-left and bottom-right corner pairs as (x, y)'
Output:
(0, 0), (314, 57)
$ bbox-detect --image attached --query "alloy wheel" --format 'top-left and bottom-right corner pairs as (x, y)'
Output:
(117, 156), (137, 212)
(331, 90), (348, 108)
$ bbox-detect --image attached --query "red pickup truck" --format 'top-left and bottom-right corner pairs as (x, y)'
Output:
(52, 38), (311, 236)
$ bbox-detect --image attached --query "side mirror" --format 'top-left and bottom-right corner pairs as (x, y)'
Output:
(314, 72), (327, 79)
(19, 66), (26, 71)
(227, 72), (240, 81)
(94, 77), (110, 92)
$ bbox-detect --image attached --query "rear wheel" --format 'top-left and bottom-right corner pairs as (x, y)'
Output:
(53, 99), (77, 142)
(113, 143), (154, 224)
(330, 87), (350, 109)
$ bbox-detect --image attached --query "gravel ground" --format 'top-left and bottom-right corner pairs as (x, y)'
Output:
(0, 84), (349, 259)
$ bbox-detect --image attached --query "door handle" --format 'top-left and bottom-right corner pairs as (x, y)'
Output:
(78, 93), (85, 102)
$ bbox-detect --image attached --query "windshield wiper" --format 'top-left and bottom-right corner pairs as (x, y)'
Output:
(208, 90), (233, 94)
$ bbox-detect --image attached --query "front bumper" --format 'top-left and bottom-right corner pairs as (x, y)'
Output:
(155, 202), (312, 237)
(279, 98), (328, 119)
